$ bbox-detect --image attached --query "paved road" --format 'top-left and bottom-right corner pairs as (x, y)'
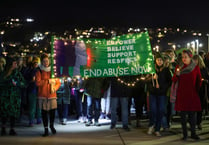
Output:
(0, 116), (209, 145)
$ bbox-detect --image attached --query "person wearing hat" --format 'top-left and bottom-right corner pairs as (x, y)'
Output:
(147, 52), (172, 137)
(35, 53), (61, 137)
(25, 56), (41, 127)
(172, 49), (202, 140)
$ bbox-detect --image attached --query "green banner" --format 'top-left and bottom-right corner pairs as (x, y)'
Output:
(80, 31), (155, 77)
(52, 31), (155, 78)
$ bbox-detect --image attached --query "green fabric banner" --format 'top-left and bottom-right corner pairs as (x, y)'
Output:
(80, 31), (155, 77)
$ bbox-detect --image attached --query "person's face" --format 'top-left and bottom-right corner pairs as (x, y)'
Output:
(42, 57), (49, 67)
(12, 61), (18, 70)
(156, 58), (164, 67)
(193, 59), (198, 65)
(182, 53), (191, 65)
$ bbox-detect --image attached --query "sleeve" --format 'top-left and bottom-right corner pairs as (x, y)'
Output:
(172, 65), (180, 83)
(35, 70), (48, 87)
(196, 66), (202, 92)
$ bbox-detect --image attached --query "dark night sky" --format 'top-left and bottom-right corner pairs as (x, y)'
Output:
(1, 0), (209, 31)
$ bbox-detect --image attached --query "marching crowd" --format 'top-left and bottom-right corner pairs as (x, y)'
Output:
(0, 48), (209, 141)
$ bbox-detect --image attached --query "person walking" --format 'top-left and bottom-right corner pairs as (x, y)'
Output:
(35, 53), (61, 137)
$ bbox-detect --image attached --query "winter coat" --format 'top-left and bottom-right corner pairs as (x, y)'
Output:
(35, 67), (61, 99)
(110, 76), (132, 98)
(172, 64), (202, 111)
(148, 67), (172, 96)
(82, 77), (109, 98)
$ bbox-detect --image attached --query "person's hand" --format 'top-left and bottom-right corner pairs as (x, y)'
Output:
(49, 78), (56, 84)
(176, 68), (180, 76)
(12, 79), (17, 86)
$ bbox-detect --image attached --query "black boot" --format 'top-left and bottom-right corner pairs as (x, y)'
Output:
(42, 128), (49, 137)
(1, 127), (6, 136)
(50, 125), (56, 134)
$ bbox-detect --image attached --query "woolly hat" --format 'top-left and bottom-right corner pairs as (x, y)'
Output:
(32, 56), (40, 64)
(183, 49), (193, 58)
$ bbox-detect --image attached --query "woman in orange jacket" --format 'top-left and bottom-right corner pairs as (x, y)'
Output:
(35, 53), (61, 137)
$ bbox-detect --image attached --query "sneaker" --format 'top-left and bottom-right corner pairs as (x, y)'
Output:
(147, 126), (154, 135)
(155, 131), (161, 137)
(62, 118), (67, 125)
(85, 121), (93, 126)
(83, 116), (87, 123)
(29, 120), (34, 127)
(9, 129), (17, 136)
(99, 112), (105, 119)
(78, 116), (83, 123)
(94, 122), (101, 127)
(181, 136), (187, 141)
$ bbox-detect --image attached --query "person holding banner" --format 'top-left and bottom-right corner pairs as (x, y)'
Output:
(110, 76), (132, 131)
(35, 53), (61, 137)
(82, 77), (109, 127)
(147, 52), (172, 137)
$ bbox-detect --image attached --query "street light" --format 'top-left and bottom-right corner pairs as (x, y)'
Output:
(207, 34), (209, 52)
(195, 39), (199, 54)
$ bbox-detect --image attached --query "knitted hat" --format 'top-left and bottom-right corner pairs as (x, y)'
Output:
(32, 56), (40, 64)
(183, 49), (193, 58)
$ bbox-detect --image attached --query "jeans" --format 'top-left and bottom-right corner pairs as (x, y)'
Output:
(111, 97), (128, 127)
(57, 100), (69, 120)
(87, 96), (101, 122)
(101, 85), (111, 114)
(149, 95), (167, 132)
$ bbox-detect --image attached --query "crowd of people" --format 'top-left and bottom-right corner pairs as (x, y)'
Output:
(0, 48), (209, 141)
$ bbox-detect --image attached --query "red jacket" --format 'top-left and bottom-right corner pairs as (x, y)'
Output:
(172, 64), (202, 111)
(35, 69), (61, 99)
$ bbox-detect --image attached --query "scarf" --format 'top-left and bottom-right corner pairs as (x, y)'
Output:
(39, 64), (51, 72)
(180, 60), (196, 75)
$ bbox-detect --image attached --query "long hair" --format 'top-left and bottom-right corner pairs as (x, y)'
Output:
(193, 54), (206, 69)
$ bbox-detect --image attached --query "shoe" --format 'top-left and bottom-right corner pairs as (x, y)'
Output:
(85, 121), (93, 126)
(123, 125), (130, 131)
(106, 114), (111, 120)
(147, 126), (154, 135)
(9, 129), (17, 136)
(50, 126), (56, 134)
(191, 134), (200, 140)
(163, 128), (169, 132)
(110, 124), (115, 129)
(29, 120), (34, 127)
(42, 128), (49, 137)
(99, 112), (105, 119)
(1, 127), (6, 136)
(83, 116), (87, 123)
(62, 118), (67, 125)
(78, 116), (84, 123)
(37, 118), (42, 124)
(94, 122), (101, 127)
(155, 131), (161, 137)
